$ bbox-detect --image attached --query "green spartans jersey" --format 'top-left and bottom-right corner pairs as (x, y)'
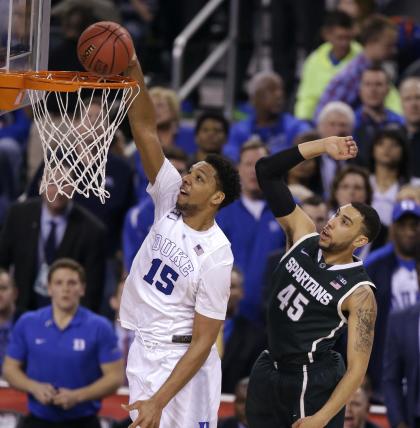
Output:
(267, 233), (375, 363)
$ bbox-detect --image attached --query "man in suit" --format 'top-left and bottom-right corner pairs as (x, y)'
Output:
(383, 302), (420, 428)
(221, 266), (266, 394)
(0, 180), (106, 312)
(218, 378), (249, 428)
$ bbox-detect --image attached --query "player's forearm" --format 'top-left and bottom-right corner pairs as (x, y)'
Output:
(152, 342), (212, 409)
(314, 366), (366, 425)
(75, 363), (124, 402)
(126, 57), (157, 134)
(298, 138), (329, 160)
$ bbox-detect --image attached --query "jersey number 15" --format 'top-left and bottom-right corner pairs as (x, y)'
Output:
(277, 284), (309, 321)
(143, 258), (179, 295)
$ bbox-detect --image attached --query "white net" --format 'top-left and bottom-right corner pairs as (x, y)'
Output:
(27, 74), (140, 203)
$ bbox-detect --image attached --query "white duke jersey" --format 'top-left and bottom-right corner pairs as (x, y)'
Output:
(119, 159), (233, 343)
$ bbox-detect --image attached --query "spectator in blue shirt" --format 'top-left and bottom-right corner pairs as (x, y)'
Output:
(353, 66), (405, 166)
(2, 258), (124, 428)
(223, 71), (311, 162)
(0, 269), (19, 372)
(188, 111), (229, 166)
(217, 139), (285, 322)
(365, 200), (420, 402)
(316, 14), (400, 119)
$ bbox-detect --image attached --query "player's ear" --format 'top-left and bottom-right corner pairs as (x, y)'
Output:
(353, 234), (369, 249)
(211, 190), (225, 207)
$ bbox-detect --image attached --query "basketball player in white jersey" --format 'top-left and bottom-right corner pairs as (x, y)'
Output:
(119, 56), (241, 428)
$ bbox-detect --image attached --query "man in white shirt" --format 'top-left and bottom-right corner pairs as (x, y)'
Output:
(119, 55), (241, 428)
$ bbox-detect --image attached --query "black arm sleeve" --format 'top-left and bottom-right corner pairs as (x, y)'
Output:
(255, 146), (305, 217)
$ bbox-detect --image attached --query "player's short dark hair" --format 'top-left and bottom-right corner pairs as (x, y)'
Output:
(195, 111), (229, 136)
(361, 64), (390, 82)
(205, 154), (241, 209)
(359, 14), (395, 45)
(323, 11), (354, 29)
(301, 195), (326, 207)
(48, 258), (86, 284)
(351, 202), (381, 243)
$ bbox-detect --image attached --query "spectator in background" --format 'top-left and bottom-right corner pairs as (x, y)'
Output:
(295, 11), (361, 120)
(2, 258), (124, 428)
(287, 131), (323, 197)
(224, 72), (311, 162)
(365, 200), (420, 402)
(188, 111), (229, 165)
(221, 267), (266, 394)
(0, 176), (106, 313)
(0, 109), (31, 198)
(301, 195), (329, 234)
(399, 76), (420, 181)
(344, 379), (381, 428)
(383, 300), (420, 428)
(317, 101), (355, 196)
(217, 139), (285, 322)
(336, 0), (376, 33)
(397, 183), (420, 204)
(122, 145), (188, 272)
(133, 86), (195, 200)
(316, 14), (401, 118)
(369, 129), (408, 226)
(0, 269), (19, 371)
(329, 165), (372, 214)
(354, 66), (405, 166)
(218, 378), (249, 428)
(328, 164), (386, 259)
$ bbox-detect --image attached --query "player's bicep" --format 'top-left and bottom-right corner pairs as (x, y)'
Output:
(345, 285), (377, 370)
(276, 205), (316, 247)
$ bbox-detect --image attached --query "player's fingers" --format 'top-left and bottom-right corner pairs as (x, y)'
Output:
(128, 415), (143, 428)
(122, 401), (141, 411)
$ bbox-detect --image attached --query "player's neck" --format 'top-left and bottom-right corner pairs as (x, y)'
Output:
(182, 212), (215, 231)
(321, 249), (355, 266)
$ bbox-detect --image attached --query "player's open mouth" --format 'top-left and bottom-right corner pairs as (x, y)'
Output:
(180, 187), (189, 196)
(320, 229), (330, 239)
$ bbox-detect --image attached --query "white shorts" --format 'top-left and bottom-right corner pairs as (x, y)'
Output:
(126, 337), (221, 428)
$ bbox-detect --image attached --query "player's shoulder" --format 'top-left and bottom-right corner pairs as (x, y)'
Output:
(281, 232), (320, 261)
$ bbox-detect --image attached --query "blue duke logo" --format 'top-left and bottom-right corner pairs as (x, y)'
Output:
(199, 423), (209, 428)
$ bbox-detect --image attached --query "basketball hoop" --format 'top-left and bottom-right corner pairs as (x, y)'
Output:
(0, 71), (140, 203)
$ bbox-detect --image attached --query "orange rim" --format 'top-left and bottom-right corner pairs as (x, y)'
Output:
(24, 71), (138, 91)
(0, 70), (138, 93)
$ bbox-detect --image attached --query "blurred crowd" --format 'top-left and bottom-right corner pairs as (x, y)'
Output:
(1, 0), (420, 427)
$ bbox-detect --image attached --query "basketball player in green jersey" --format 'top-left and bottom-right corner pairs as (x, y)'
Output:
(246, 136), (380, 428)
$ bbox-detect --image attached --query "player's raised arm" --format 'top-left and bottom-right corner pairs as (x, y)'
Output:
(255, 136), (358, 246)
(125, 56), (164, 184)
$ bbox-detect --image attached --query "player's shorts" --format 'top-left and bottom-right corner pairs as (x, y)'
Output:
(126, 336), (221, 428)
(246, 350), (346, 428)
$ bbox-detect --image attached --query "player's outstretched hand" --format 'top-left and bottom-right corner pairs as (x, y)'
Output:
(292, 415), (326, 428)
(324, 136), (358, 160)
(122, 398), (163, 428)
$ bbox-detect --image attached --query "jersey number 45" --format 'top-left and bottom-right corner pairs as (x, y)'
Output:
(143, 258), (179, 295)
(277, 284), (309, 321)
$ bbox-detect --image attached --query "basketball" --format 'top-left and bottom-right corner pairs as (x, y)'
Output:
(77, 21), (134, 76)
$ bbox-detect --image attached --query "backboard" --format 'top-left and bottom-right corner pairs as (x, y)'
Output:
(0, 0), (50, 113)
